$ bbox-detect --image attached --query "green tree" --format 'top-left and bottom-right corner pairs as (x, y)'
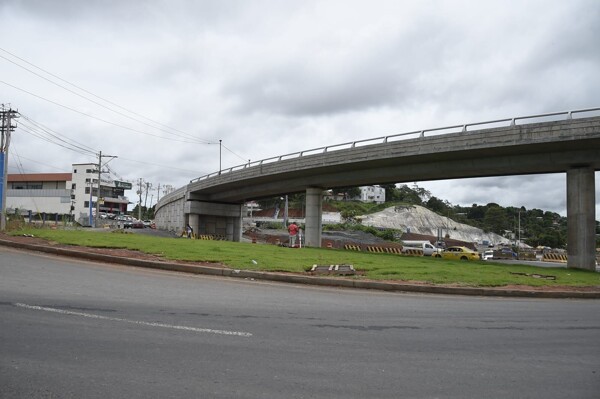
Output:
(483, 205), (507, 234)
(332, 187), (361, 200)
(380, 184), (399, 202)
(396, 184), (423, 205)
(426, 196), (448, 213)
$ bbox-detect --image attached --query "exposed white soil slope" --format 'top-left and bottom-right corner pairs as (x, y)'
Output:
(358, 205), (511, 245)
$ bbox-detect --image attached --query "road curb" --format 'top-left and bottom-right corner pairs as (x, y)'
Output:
(1, 238), (599, 299)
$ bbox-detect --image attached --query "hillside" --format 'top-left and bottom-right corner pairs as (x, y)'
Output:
(358, 205), (511, 245)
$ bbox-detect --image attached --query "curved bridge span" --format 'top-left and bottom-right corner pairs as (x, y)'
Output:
(156, 109), (600, 270)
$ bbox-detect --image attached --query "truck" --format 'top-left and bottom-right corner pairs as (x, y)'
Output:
(401, 241), (442, 257)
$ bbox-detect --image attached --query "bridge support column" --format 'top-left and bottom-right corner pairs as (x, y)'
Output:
(566, 167), (596, 271)
(305, 187), (324, 247)
(185, 201), (243, 241)
(188, 213), (200, 238)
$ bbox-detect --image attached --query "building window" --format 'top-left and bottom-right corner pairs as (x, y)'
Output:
(85, 178), (90, 183)
(84, 201), (89, 208)
(71, 183), (76, 189)
(85, 187), (90, 194)
(71, 195), (76, 200)
(73, 169), (77, 173)
(11, 182), (42, 189)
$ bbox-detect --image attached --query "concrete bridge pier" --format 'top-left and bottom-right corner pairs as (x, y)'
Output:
(305, 187), (324, 247)
(188, 213), (200, 237)
(566, 167), (596, 271)
(185, 199), (243, 241)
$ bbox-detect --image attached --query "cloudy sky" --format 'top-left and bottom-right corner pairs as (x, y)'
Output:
(1, 0), (599, 216)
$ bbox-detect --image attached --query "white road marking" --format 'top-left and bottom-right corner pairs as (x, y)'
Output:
(15, 303), (252, 337)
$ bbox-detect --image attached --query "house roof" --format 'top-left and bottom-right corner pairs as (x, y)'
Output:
(7, 173), (72, 182)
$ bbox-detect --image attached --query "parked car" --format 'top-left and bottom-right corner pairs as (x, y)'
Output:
(441, 246), (481, 261)
(482, 250), (494, 261)
(493, 248), (518, 259)
(131, 219), (145, 229)
(143, 220), (155, 229)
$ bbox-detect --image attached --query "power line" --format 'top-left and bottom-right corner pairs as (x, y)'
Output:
(7, 151), (68, 172)
(221, 143), (248, 163)
(20, 113), (97, 155)
(18, 120), (97, 156)
(0, 46), (215, 144)
(13, 112), (204, 177)
(0, 80), (213, 145)
(1, 47), (253, 165)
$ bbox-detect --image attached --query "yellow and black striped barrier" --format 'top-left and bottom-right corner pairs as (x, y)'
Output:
(344, 244), (362, 251)
(198, 234), (226, 241)
(402, 248), (424, 257)
(365, 246), (403, 255)
(542, 253), (568, 263)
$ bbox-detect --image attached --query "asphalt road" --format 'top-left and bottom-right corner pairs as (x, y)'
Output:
(1, 247), (599, 399)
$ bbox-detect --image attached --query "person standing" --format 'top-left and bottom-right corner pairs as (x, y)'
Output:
(186, 223), (193, 239)
(288, 222), (299, 247)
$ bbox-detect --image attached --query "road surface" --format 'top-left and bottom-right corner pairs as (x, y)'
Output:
(1, 246), (599, 398)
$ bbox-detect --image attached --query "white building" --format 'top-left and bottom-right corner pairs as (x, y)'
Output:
(7, 163), (131, 225)
(356, 185), (386, 204)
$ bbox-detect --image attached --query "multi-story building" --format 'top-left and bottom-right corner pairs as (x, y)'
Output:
(323, 185), (387, 204)
(356, 185), (386, 204)
(7, 163), (131, 225)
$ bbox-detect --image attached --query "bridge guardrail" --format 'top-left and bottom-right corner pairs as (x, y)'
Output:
(189, 107), (600, 184)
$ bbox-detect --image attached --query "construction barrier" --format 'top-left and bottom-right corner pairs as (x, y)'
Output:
(542, 253), (568, 263)
(344, 244), (362, 251)
(198, 234), (226, 240)
(402, 248), (424, 256)
(366, 246), (403, 255)
(384, 247), (403, 255)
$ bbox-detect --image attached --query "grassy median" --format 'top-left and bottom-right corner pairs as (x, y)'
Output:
(7, 227), (600, 288)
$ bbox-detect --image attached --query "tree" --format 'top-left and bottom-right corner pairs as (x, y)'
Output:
(426, 196), (448, 213)
(483, 205), (507, 234)
(380, 184), (399, 202)
(331, 187), (361, 200)
(396, 184), (423, 205)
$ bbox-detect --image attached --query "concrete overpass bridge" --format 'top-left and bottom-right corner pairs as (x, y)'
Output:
(155, 108), (600, 271)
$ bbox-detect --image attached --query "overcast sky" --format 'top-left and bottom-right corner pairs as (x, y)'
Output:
(1, 0), (599, 216)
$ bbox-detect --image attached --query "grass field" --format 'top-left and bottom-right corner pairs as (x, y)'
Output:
(8, 227), (600, 288)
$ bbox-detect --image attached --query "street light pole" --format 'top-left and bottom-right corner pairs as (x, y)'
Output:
(518, 209), (521, 253)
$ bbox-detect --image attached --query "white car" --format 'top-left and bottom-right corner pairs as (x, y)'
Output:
(482, 250), (494, 261)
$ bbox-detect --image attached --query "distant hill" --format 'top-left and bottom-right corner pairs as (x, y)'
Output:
(358, 205), (511, 245)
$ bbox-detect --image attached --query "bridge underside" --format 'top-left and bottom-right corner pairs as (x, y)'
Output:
(159, 117), (600, 271)
(185, 200), (242, 242)
(183, 167), (597, 271)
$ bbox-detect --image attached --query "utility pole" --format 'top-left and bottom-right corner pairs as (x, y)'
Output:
(137, 178), (143, 220)
(219, 139), (222, 175)
(156, 183), (161, 203)
(96, 150), (102, 228)
(0, 105), (19, 231)
(95, 151), (117, 228)
(143, 181), (152, 219)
